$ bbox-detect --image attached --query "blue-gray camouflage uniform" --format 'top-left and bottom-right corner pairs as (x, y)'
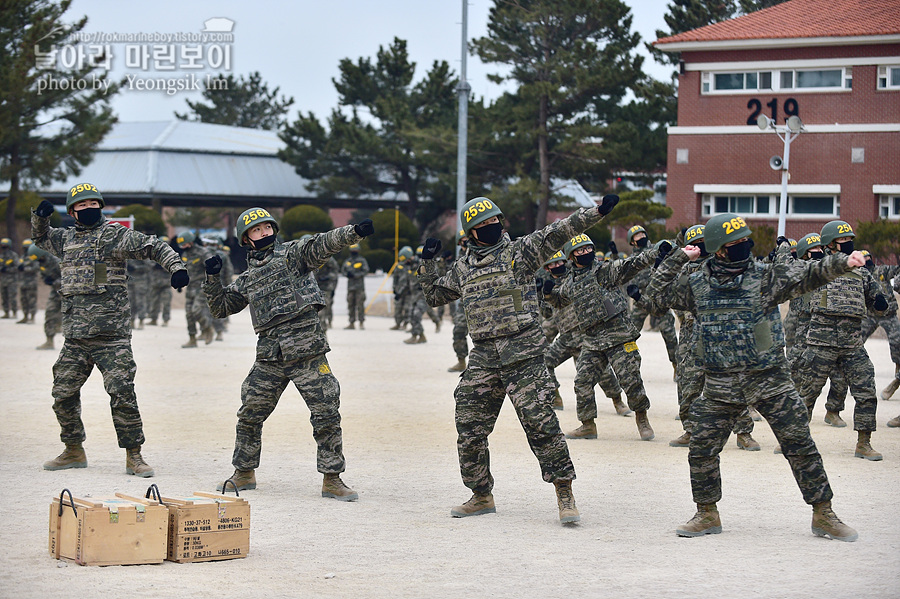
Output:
(342, 252), (369, 326)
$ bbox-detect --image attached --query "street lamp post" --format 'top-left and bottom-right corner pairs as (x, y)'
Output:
(757, 114), (804, 238)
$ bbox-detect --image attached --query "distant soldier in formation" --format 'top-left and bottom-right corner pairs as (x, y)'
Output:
(627, 225), (679, 378)
(795, 221), (887, 461)
(176, 231), (216, 347)
(35, 246), (62, 350)
(202, 207), (373, 499)
(390, 246), (413, 331)
(126, 258), (150, 329)
(402, 246), (435, 344)
(342, 244), (369, 329)
(646, 213), (860, 542)
(0, 237), (20, 319)
(146, 238), (173, 327)
(313, 246), (339, 331)
(446, 231), (469, 372)
(855, 251), (900, 401)
(17, 239), (40, 323)
(418, 194), (620, 525)
(33, 183), (189, 478)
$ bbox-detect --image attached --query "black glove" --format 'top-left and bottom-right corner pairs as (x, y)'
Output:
(43, 276), (54, 286)
(421, 238), (442, 261)
(170, 270), (189, 290)
(626, 283), (641, 301)
(354, 219), (374, 238)
(776, 236), (789, 246)
(874, 294), (888, 312)
(17, 264), (24, 271)
(598, 194), (619, 216)
(35, 200), (55, 218)
(346, 272), (355, 279)
(205, 255), (223, 275)
(654, 241), (672, 268)
(441, 249), (454, 260)
(542, 279), (556, 295)
(535, 277), (543, 293)
(607, 241), (618, 255)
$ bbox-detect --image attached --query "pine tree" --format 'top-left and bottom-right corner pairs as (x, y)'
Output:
(175, 71), (294, 130)
(0, 0), (118, 243)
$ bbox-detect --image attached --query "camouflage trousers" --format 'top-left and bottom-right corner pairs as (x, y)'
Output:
(797, 345), (877, 431)
(318, 286), (335, 329)
(346, 288), (366, 324)
(1, 277), (18, 313)
(545, 331), (622, 400)
(454, 355), (575, 494)
(128, 282), (147, 321)
(408, 296), (428, 336)
(51, 336), (145, 449)
(233, 354), (345, 473)
(689, 364), (832, 506)
(861, 313), (900, 366)
(574, 341), (650, 422)
(631, 305), (678, 364)
(541, 317), (559, 343)
(20, 281), (37, 317)
(44, 286), (62, 338)
(147, 284), (171, 324)
(184, 287), (214, 336)
(676, 344), (752, 435)
(451, 306), (468, 360)
(393, 293), (410, 327)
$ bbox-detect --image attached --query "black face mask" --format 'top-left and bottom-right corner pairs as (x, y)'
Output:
(791, 250), (798, 259)
(251, 234), (276, 250)
(635, 237), (648, 248)
(725, 239), (752, 262)
(696, 241), (708, 257)
(74, 207), (102, 226)
(838, 240), (854, 255)
(574, 250), (595, 266)
(473, 222), (503, 245)
(806, 250), (824, 261)
(865, 259), (875, 271)
(549, 264), (567, 276)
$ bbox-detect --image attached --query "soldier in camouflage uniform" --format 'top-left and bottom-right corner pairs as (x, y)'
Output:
(418, 194), (620, 524)
(0, 237), (20, 319)
(147, 262), (173, 326)
(547, 233), (658, 442)
(35, 246), (62, 350)
(539, 250), (627, 415)
(202, 207), (373, 499)
(447, 231), (469, 372)
(314, 249), (339, 331)
(853, 252), (900, 401)
(17, 239), (40, 323)
(341, 244), (369, 329)
(390, 246), (413, 331)
(627, 225), (679, 377)
(126, 258), (150, 329)
(663, 225), (758, 450)
(402, 249), (431, 344)
(796, 221), (887, 461)
(646, 213), (860, 541)
(32, 183), (189, 478)
(176, 231), (216, 347)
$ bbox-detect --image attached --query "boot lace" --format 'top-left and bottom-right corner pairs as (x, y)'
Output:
(557, 485), (575, 509)
(128, 450), (147, 467)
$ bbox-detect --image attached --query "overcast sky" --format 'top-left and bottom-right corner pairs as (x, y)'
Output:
(65, 0), (675, 125)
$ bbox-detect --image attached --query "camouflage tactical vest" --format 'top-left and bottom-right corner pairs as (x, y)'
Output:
(689, 263), (785, 372)
(813, 271), (866, 318)
(243, 243), (325, 333)
(60, 224), (127, 296)
(559, 263), (628, 334)
(459, 245), (539, 341)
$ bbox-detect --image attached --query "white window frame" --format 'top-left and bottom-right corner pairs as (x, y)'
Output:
(702, 193), (840, 219)
(701, 66), (852, 95)
(877, 65), (900, 90)
(879, 195), (900, 219)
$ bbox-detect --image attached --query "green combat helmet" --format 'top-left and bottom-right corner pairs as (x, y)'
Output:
(543, 250), (566, 268)
(796, 233), (823, 259)
(176, 231), (196, 249)
(820, 220), (855, 247)
(0, 238), (10, 247)
(398, 246), (413, 261)
(684, 224), (705, 245)
(627, 225), (646, 244)
(66, 183), (105, 210)
(460, 197), (503, 236)
(704, 213), (752, 254)
(235, 207), (279, 247)
(564, 233), (594, 259)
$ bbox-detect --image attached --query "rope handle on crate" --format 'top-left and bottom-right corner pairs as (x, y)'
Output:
(220, 478), (240, 497)
(144, 483), (165, 505)
(58, 488), (77, 517)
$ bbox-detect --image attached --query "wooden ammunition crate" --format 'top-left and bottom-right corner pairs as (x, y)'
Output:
(49, 490), (168, 566)
(151, 487), (250, 563)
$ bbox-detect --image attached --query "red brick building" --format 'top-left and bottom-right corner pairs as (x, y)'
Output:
(654, 0), (900, 240)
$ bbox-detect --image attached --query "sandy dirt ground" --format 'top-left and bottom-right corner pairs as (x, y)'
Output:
(1, 274), (899, 599)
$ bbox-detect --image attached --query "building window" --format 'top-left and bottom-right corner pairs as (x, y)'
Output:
(877, 66), (900, 89)
(879, 196), (900, 219)
(703, 194), (838, 218)
(703, 67), (850, 94)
